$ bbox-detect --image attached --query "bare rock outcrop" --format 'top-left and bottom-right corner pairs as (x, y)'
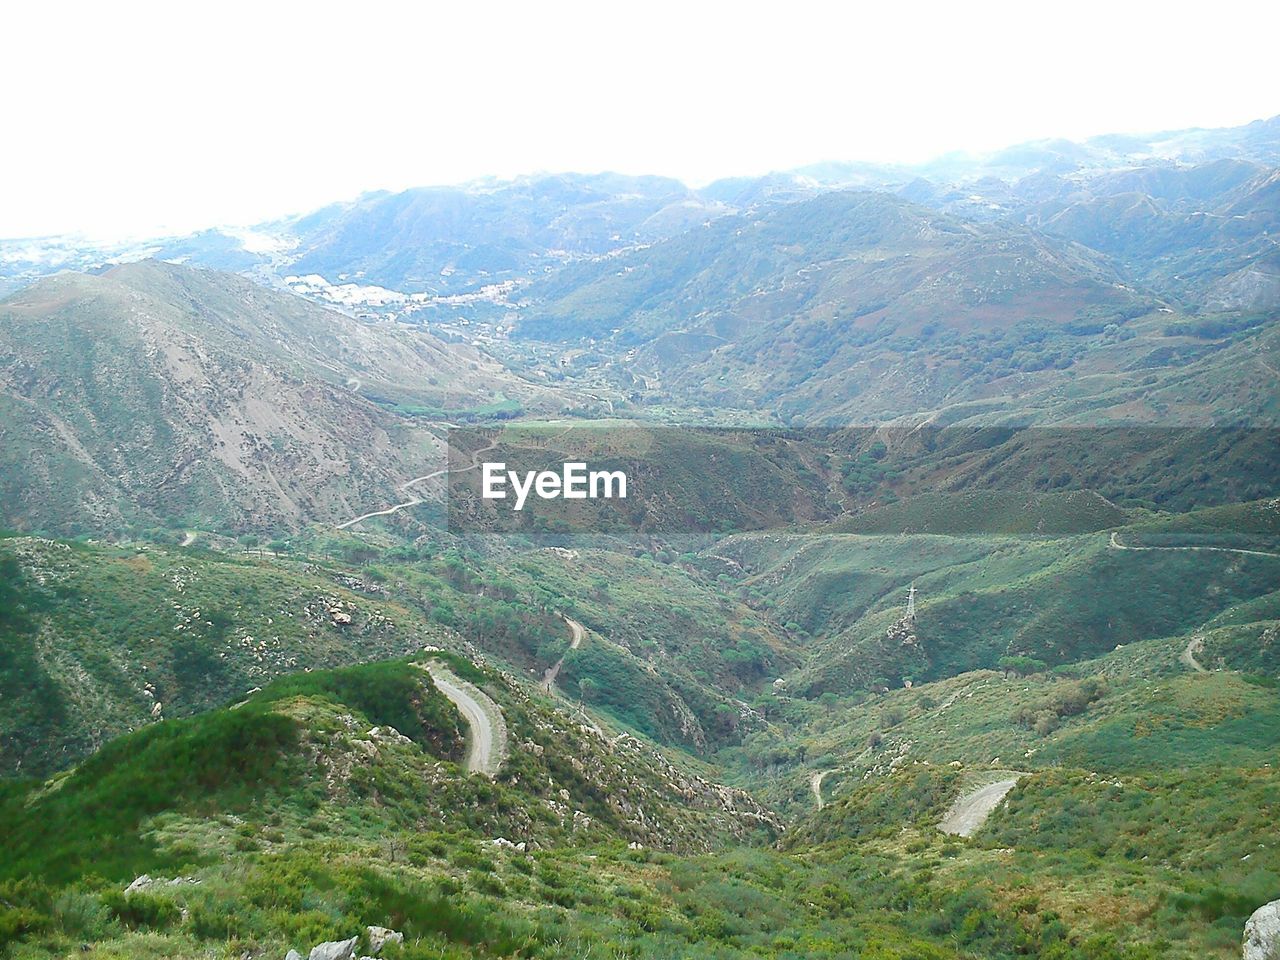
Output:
(1244, 899), (1280, 960)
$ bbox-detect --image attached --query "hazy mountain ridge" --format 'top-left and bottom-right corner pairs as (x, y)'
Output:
(280, 173), (732, 294)
(1015, 162), (1280, 312)
(4, 115), (1275, 298)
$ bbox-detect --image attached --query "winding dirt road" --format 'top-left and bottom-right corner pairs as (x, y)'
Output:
(938, 777), (1021, 837)
(810, 769), (833, 810)
(1107, 531), (1273, 674)
(423, 663), (506, 777)
(1109, 531), (1280, 560)
(542, 614), (585, 692)
(337, 435), (500, 529)
(1181, 635), (1208, 673)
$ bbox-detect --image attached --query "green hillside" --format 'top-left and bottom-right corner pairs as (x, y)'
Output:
(716, 517), (1278, 696)
(828, 490), (1129, 535)
(0, 535), (475, 777)
(513, 191), (1177, 423)
(5, 626), (1275, 959)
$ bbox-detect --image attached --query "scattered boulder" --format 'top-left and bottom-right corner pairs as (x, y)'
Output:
(309, 937), (358, 960)
(366, 926), (403, 954)
(285, 952), (303, 960)
(124, 874), (200, 892)
(1244, 899), (1280, 960)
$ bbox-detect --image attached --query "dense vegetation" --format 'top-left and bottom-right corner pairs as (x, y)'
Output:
(3, 498), (1276, 957)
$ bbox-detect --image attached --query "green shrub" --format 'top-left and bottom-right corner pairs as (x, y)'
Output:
(51, 889), (116, 939)
(1014, 677), (1107, 735)
(101, 889), (181, 930)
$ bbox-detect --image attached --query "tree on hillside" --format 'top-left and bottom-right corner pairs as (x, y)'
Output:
(998, 655), (1047, 678)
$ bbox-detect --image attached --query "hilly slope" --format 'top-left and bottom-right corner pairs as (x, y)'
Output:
(94, 259), (536, 409)
(4, 614), (1273, 958)
(1, 654), (776, 882)
(9, 642), (1260, 960)
(520, 190), (1143, 342)
(710, 497), (1280, 698)
(0, 534), (474, 776)
(514, 191), (1157, 421)
(283, 172), (730, 293)
(259, 527), (803, 757)
(1025, 163), (1280, 313)
(0, 261), (558, 533)
(763, 634), (1280, 958)
(2, 494), (1276, 960)
(0, 524), (802, 776)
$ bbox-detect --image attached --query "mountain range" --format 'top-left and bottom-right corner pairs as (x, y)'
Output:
(2, 113), (1279, 960)
(5, 114), (1278, 298)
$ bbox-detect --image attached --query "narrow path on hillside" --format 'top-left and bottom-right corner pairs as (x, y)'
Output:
(422, 663), (507, 777)
(938, 777), (1021, 837)
(337, 434), (501, 529)
(1181, 635), (1208, 673)
(542, 614), (585, 692)
(1109, 531), (1280, 560)
(810, 769), (834, 810)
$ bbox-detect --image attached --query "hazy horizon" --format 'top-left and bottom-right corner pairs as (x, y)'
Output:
(6, 107), (1279, 248)
(5, 0), (1280, 240)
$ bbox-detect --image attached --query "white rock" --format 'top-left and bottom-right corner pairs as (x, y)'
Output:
(285, 952), (303, 960)
(309, 937), (358, 960)
(1244, 899), (1280, 960)
(366, 926), (403, 954)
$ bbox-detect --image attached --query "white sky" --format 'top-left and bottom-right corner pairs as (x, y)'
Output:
(3, 0), (1278, 240)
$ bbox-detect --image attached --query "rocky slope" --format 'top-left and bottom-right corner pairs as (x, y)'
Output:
(0, 261), (559, 532)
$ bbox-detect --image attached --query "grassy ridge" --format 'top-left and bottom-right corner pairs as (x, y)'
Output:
(0, 703), (302, 884)
(0, 661), (465, 885)
(753, 632), (1280, 957)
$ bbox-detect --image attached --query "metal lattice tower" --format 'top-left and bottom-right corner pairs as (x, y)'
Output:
(906, 582), (917, 620)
